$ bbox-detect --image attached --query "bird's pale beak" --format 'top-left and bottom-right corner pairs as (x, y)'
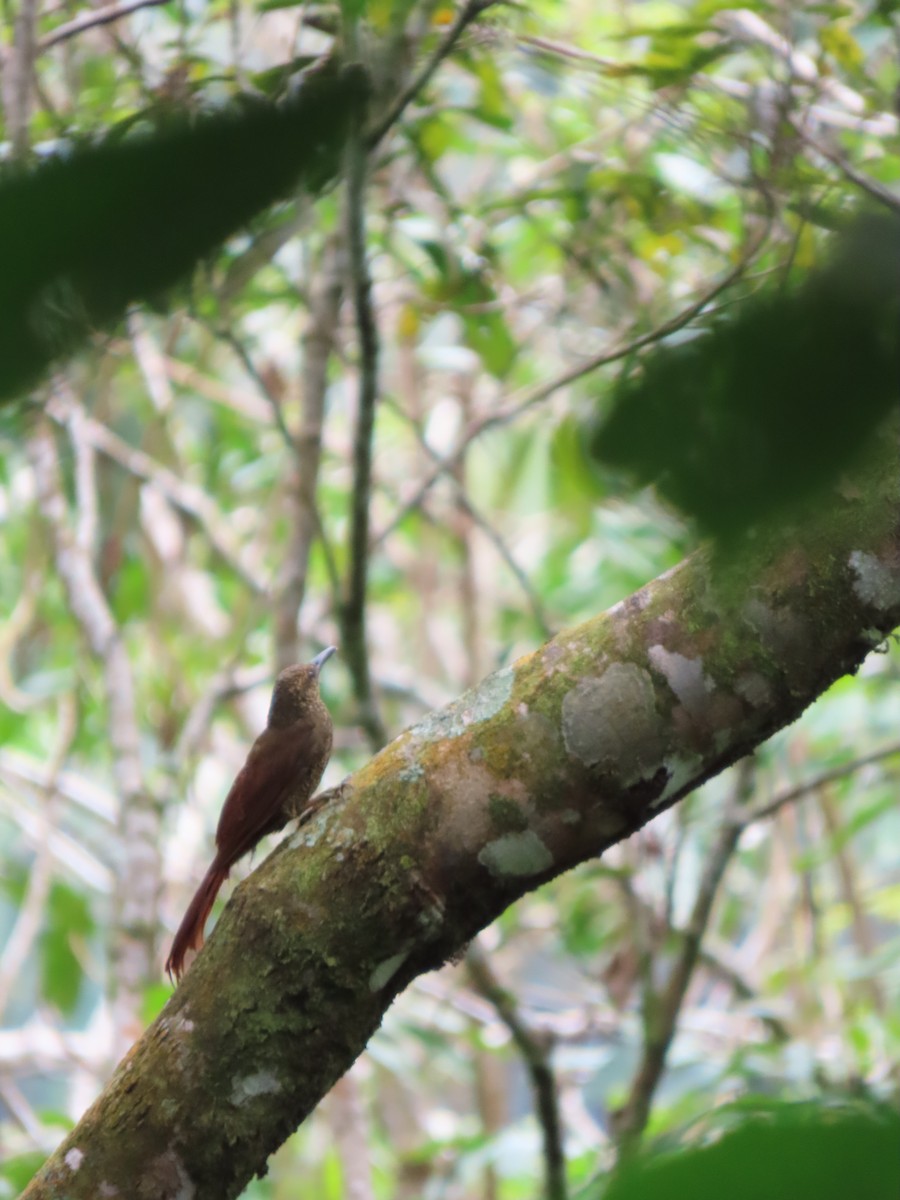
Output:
(311, 645), (337, 673)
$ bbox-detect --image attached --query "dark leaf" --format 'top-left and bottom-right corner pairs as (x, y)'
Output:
(0, 63), (367, 404)
(591, 214), (900, 540)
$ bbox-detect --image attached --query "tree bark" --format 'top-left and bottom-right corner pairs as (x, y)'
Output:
(24, 432), (900, 1199)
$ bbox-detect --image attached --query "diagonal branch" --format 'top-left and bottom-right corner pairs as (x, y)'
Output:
(22, 425), (900, 1200)
(367, 0), (503, 149)
(38, 0), (169, 50)
(45, 392), (268, 595)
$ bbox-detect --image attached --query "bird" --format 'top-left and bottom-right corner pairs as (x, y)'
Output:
(165, 646), (336, 982)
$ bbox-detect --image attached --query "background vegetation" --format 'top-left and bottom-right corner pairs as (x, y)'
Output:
(1, 0), (898, 1195)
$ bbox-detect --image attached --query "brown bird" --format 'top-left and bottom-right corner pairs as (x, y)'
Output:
(165, 646), (336, 982)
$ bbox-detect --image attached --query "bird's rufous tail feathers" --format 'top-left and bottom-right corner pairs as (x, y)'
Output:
(165, 859), (229, 982)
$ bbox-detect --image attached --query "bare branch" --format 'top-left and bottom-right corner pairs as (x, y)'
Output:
(367, 0), (502, 149)
(747, 740), (900, 824)
(614, 759), (756, 1154)
(274, 234), (345, 668)
(28, 413), (157, 1045)
(375, 229), (768, 548)
(467, 942), (568, 1200)
(341, 81), (387, 750)
(38, 0), (169, 51)
(46, 392), (268, 596)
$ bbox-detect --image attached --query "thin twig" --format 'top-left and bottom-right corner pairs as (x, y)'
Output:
(6, 0), (37, 155)
(791, 124), (900, 215)
(467, 942), (568, 1200)
(38, 0), (169, 50)
(747, 740), (900, 824)
(385, 397), (553, 638)
(28, 411), (156, 1049)
(215, 327), (294, 450)
(367, 0), (501, 149)
(46, 391), (268, 595)
(274, 234), (345, 668)
(697, 946), (790, 1041)
(614, 758), (756, 1155)
(341, 51), (387, 751)
(375, 229), (768, 548)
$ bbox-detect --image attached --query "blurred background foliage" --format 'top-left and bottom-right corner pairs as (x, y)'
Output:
(1, 0), (899, 1196)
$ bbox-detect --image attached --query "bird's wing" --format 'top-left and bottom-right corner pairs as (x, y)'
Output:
(213, 714), (322, 865)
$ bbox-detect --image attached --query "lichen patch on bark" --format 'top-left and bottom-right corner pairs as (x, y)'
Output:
(561, 663), (665, 780)
(849, 549), (900, 612)
(478, 830), (554, 878)
(64, 1148), (84, 1171)
(369, 949), (410, 992)
(413, 665), (515, 743)
(230, 1072), (282, 1105)
(647, 645), (713, 717)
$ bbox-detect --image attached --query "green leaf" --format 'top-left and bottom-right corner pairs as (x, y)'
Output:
(142, 981), (175, 1023)
(40, 881), (94, 1015)
(549, 415), (610, 532)
(0, 1151), (48, 1197)
(111, 555), (152, 624)
(462, 309), (518, 379)
(604, 1103), (900, 1200)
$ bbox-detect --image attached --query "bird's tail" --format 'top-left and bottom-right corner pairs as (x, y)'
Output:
(165, 858), (229, 982)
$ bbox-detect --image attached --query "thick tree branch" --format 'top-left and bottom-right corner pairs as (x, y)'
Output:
(23, 430), (900, 1199)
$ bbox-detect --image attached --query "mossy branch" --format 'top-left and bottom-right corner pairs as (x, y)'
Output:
(23, 430), (900, 1200)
